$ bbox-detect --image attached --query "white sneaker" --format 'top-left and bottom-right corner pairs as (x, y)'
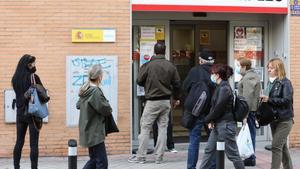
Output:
(128, 155), (146, 164)
(168, 148), (178, 153)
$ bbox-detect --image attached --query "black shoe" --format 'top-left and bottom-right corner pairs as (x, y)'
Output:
(244, 159), (256, 166)
(265, 145), (272, 151)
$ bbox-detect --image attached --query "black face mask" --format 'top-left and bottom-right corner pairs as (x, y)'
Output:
(29, 66), (36, 73)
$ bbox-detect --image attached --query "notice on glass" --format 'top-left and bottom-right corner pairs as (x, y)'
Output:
(139, 41), (156, 65)
(141, 27), (156, 40)
(246, 27), (262, 51)
(253, 67), (264, 82)
(234, 27), (246, 51)
(155, 26), (165, 40)
(234, 39), (247, 51)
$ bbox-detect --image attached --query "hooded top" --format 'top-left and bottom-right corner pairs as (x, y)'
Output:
(76, 86), (112, 147)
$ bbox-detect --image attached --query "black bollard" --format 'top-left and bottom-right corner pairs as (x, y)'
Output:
(68, 139), (77, 169)
(216, 140), (225, 169)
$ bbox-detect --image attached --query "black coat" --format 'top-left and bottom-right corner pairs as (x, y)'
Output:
(183, 63), (214, 94)
(204, 81), (234, 123)
(268, 77), (294, 120)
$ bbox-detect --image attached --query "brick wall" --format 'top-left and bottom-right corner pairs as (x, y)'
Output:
(290, 16), (300, 148)
(0, 0), (131, 157)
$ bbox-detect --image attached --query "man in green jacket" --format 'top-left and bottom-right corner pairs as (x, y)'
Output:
(129, 41), (181, 164)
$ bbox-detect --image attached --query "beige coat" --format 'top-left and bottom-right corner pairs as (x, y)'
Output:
(238, 69), (261, 111)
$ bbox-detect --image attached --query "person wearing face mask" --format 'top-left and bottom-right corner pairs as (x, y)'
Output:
(76, 64), (113, 169)
(236, 57), (261, 166)
(11, 54), (44, 169)
(200, 64), (245, 169)
(260, 58), (294, 169)
(183, 48), (216, 169)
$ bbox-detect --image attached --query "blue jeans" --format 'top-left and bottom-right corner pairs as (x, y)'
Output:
(83, 142), (108, 169)
(187, 119), (216, 169)
(246, 111), (256, 161)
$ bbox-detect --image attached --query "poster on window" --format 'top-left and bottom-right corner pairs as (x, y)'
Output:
(137, 41), (156, 96)
(233, 26), (263, 82)
(246, 27), (262, 51)
(139, 41), (156, 66)
(66, 56), (118, 126)
(234, 27), (263, 59)
(200, 30), (210, 45)
(141, 27), (156, 40)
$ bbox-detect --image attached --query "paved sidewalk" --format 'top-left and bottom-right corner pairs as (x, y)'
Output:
(1, 143), (300, 169)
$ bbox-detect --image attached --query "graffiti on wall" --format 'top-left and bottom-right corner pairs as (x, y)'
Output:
(66, 56), (118, 126)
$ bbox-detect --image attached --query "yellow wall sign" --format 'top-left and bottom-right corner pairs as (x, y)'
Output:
(72, 29), (116, 43)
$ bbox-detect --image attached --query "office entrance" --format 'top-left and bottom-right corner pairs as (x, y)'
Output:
(170, 21), (228, 142)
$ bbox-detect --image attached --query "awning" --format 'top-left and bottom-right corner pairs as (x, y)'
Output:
(132, 0), (288, 14)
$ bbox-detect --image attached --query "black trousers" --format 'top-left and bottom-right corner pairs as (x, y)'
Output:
(13, 114), (39, 169)
(83, 142), (108, 169)
(152, 111), (175, 149)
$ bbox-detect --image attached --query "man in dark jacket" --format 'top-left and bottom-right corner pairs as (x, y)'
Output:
(128, 41), (181, 164)
(183, 49), (216, 169)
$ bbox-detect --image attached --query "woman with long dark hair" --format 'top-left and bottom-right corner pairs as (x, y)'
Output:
(199, 64), (245, 169)
(12, 54), (43, 169)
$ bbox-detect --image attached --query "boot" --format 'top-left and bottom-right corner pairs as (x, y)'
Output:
(233, 161), (245, 169)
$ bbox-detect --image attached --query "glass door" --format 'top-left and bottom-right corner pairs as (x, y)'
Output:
(170, 24), (195, 142)
(229, 21), (271, 141)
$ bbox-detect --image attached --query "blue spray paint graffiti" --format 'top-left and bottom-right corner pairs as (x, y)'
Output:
(67, 56), (118, 127)
(71, 57), (113, 87)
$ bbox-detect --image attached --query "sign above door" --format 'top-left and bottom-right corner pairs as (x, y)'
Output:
(132, 0), (288, 14)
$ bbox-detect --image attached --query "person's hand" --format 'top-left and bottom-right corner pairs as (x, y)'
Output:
(208, 123), (214, 129)
(260, 95), (269, 102)
(173, 100), (180, 108)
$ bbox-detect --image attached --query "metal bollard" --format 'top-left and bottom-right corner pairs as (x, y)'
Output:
(68, 139), (77, 169)
(216, 140), (225, 169)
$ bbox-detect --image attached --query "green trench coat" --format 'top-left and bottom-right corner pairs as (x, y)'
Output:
(76, 86), (112, 147)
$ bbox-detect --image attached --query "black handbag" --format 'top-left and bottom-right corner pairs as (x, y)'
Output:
(256, 102), (276, 126)
(181, 110), (196, 129)
(105, 114), (119, 135)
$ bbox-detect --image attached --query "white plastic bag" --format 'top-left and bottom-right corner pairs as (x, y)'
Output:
(236, 123), (254, 159)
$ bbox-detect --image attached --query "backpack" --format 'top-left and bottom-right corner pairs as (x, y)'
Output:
(184, 81), (210, 117)
(181, 82), (210, 129)
(233, 93), (249, 122)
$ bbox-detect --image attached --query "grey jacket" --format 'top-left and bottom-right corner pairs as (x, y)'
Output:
(238, 69), (261, 111)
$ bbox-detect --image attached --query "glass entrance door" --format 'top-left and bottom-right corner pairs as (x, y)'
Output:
(229, 21), (270, 141)
(170, 21), (228, 142)
(170, 24), (195, 142)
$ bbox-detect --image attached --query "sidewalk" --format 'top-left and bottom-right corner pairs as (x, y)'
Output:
(1, 142), (300, 169)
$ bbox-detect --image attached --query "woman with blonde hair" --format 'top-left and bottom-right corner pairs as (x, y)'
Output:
(76, 64), (112, 169)
(260, 58), (294, 169)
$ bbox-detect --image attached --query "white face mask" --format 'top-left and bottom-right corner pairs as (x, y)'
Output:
(210, 74), (217, 84)
(235, 66), (241, 74)
(269, 77), (277, 83)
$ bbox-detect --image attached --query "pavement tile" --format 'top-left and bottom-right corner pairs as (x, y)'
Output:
(1, 145), (299, 169)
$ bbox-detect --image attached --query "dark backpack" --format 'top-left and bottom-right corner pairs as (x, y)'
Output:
(233, 93), (249, 122)
(181, 81), (210, 129)
(184, 81), (211, 117)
